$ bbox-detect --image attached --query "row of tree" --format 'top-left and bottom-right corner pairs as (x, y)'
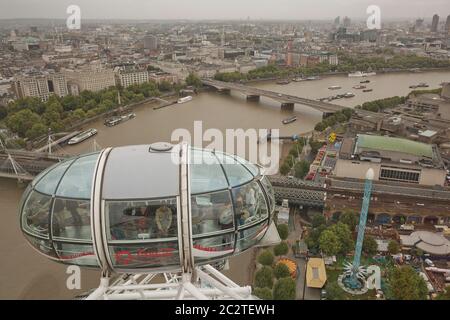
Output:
(314, 108), (354, 132)
(356, 96), (406, 113)
(1, 72), (205, 143)
(305, 211), (401, 257)
(214, 54), (450, 83)
(253, 224), (297, 300)
(2, 80), (184, 141)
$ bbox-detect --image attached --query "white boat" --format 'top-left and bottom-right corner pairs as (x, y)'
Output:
(120, 113), (136, 121)
(177, 96), (193, 104)
(343, 92), (355, 98)
(328, 85), (341, 90)
(104, 117), (122, 127)
(348, 71), (377, 77)
(282, 116), (297, 125)
(68, 128), (98, 145)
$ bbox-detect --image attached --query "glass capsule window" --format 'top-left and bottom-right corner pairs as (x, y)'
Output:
(191, 190), (234, 235)
(232, 181), (268, 229)
(22, 191), (52, 237)
(193, 233), (235, 263)
(20, 152), (100, 267)
(52, 198), (91, 241)
(106, 198), (178, 241)
(54, 243), (98, 267)
(56, 153), (98, 199)
(33, 159), (74, 195)
(236, 220), (269, 252)
(190, 149), (228, 194)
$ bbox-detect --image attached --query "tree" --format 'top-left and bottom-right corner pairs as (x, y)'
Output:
(388, 266), (428, 300)
(25, 123), (48, 140)
(319, 229), (341, 256)
(273, 277), (296, 300)
(363, 235), (378, 256)
(277, 224), (289, 240)
(289, 147), (299, 158)
(253, 287), (273, 300)
(339, 210), (358, 231)
(279, 162), (291, 175)
(254, 266), (274, 289)
(294, 160), (310, 179)
(325, 282), (346, 300)
(257, 250), (274, 266)
(185, 73), (202, 88)
(329, 222), (354, 255)
(158, 80), (173, 92)
(6, 109), (43, 138)
(312, 214), (326, 228)
(304, 224), (326, 252)
(309, 140), (324, 154)
(274, 241), (289, 256)
(388, 240), (400, 255)
(274, 263), (291, 279)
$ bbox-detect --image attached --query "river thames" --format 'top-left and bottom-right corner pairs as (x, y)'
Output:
(1, 70), (449, 298)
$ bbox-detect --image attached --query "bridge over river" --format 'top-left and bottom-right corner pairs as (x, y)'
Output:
(202, 79), (346, 114)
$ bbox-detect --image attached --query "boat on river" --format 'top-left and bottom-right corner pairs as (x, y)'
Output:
(349, 71), (376, 77)
(178, 96), (193, 104)
(282, 116), (297, 125)
(276, 79), (291, 85)
(68, 129), (98, 145)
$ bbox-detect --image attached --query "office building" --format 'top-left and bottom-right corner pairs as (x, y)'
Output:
(431, 14), (439, 32)
(13, 72), (68, 101)
(143, 35), (158, 51)
(63, 65), (116, 93)
(116, 66), (150, 88)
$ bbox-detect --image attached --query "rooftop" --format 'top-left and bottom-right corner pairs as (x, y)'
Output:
(356, 134), (433, 158)
(306, 258), (327, 288)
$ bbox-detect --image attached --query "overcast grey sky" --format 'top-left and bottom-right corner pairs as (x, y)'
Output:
(0, 0), (449, 20)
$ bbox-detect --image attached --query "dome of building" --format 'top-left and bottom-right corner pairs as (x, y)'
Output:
(19, 143), (275, 273)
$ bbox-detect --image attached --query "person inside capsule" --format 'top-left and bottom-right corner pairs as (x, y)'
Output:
(109, 200), (177, 241)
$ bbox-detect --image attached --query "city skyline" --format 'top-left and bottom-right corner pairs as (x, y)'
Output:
(0, 0), (449, 20)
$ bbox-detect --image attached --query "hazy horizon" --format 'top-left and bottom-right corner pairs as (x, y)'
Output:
(0, 0), (449, 21)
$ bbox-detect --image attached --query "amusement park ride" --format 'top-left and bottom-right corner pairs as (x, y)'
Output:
(340, 168), (375, 294)
(19, 142), (280, 300)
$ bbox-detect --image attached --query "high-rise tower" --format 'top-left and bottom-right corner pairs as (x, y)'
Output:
(431, 14), (439, 32)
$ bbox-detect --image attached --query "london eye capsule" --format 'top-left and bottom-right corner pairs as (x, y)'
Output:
(19, 143), (275, 274)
